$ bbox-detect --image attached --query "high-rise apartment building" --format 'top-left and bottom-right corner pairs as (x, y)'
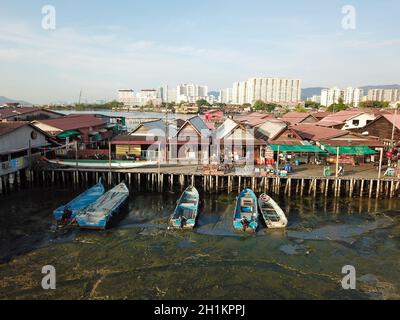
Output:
(219, 88), (233, 104)
(368, 89), (400, 102)
(118, 89), (135, 107)
(176, 84), (208, 103)
(231, 77), (301, 106)
(344, 87), (364, 107)
(320, 87), (343, 107)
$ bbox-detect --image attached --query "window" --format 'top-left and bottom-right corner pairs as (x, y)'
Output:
(352, 120), (360, 126)
(30, 131), (38, 139)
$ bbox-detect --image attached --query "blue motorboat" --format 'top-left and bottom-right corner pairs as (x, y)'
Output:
(169, 186), (199, 229)
(75, 183), (129, 230)
(53, 180), (105, 223)
(233, 188), (259, 233)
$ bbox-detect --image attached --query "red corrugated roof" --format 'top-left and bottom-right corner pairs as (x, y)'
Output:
(317, 110), (363, 127)
(0, 121), (28, 136)
(234, 112), (274, 126)
(36, 114), (108, 131)
(291, 124), (348, 141)
(382, 114), (400, 130)
(281, 112), (317, 125)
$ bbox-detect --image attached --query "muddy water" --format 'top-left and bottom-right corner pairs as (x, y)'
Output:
(1, 185), (400, 300)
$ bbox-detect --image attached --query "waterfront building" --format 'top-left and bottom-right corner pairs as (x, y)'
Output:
(174, 103), (199, 114)
(292, 123), (382, 148)
(0, 107), (63, 121)
(203, 110), (224, 123)
(352, 114), (400, 144)
(118, 89), (162, 107)
(0, 122), (50, 177)
(169, 116), (211, 162)
(31, 114), (117, 148)
(118, 89), (135, 107)
(112, 119), (175, 161)
(136, 89), (162, 107)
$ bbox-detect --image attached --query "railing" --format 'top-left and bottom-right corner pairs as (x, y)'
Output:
(0, 154), (40, 177)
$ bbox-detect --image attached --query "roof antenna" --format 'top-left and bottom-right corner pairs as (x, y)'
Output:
(78, 88), (83, 104)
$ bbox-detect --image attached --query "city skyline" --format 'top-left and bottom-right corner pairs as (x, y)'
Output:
(1, 0), (400, 104)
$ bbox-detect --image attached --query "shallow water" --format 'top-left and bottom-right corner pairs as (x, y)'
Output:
(1, 185), (400, 300)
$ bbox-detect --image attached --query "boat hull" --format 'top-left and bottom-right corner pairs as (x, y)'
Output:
(46, 159), (157, 169)
(76, 183), (129, 230)
(169, 186), (199, 230)
(258, 194), (288, 229)
(53, 181), (105, 222)
(233, 188), (259, 233)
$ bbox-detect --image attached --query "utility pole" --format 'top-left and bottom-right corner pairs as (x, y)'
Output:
(78, 88), (83, 104)
(335, 147), (340, 177)
(75, 140), (78, 170)
(391, 107), (398, 148)
(165, 109), (169, 163)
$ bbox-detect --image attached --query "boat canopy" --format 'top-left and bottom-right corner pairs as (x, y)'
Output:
(179, 203), (196, 210)
(57, 130), (80, 139)
(269, 144), (325, 153)
(323, 145), (376, 155)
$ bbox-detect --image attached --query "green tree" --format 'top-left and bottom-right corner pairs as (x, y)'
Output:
(359, 100), (390, 109)
(213, 103), (226, 109)
(253, 100), (278, 112)
(294, 104), (307, 113)
(253, 100), (267, 111)
(305, 101), (321, 109)
(327, 98), (349, 112)
(196, 99), (210, 108)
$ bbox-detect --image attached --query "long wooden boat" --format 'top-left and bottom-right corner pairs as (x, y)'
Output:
(169, 186), (199, 229)
(76, 183), (129, 230)
(53, 180), (105, 223)
(233, 188), (259, 233)
(45, 158), (157, 169)
(258, 193), (288, 229)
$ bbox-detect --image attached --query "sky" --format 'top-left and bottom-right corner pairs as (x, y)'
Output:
(0, 0), (399, 104)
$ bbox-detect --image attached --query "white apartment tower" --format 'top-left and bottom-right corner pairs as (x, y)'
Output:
(344, 87), (364, 107)
(320, 87), (343, 107)
(176, 84), (208, 103)
(118, 89), (135, 107)
(219, 88), (233, 104)
(231, 77), (301, 106)
(368, 89), (400, 102)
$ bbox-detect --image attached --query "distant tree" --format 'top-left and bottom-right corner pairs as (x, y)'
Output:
(294, 104), (307, 113)
(196, 99), (211, 108)
(253, 100), (267, 110)
(305, 101), (321, 109)
(327, 98), (349, 112)
(213, 103), (226, 109)
(280, 106), (290, 115)
(242, 103), (252, 109)
(359, 100), (390, 109)
(253, 100), (278, 113)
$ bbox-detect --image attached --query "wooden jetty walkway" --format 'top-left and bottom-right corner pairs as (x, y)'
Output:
(1, 164), (399, 199)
